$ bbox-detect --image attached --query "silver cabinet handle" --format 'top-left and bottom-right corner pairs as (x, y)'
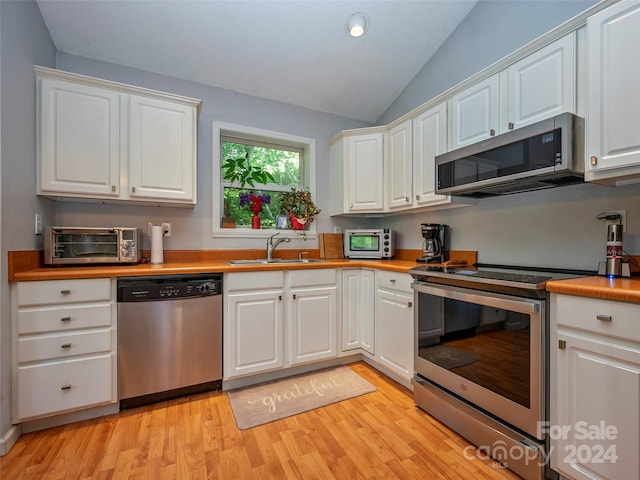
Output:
(390, 278), (396, 283)
(61, 384), (72, 391)
(131, 186), (136, 193)
(60, 289), (71, 295)
(111, 185), (116, 192)
(415, 195), (420, 201)
(408, 301), (413, 308)
(61, 316), (71, 322)
(349, 203), (353, 209)
(596, 314), (612, 322)
(405, 196), (409, 202)
(490, 129), (496, 136)
(508, 122), (514, 130)
(61, 343), (72, 349)
(591, 156), (598, 166)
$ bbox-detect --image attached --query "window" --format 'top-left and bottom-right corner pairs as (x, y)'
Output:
(212, 122), (316, 238)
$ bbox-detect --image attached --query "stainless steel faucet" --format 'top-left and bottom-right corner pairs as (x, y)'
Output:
(266, 233), (290, 260)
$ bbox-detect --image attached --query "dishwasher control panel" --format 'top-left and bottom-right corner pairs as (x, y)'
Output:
(117, 274), (222, 302)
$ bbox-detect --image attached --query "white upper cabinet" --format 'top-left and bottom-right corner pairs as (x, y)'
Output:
(449, 75), (499, 151)
(330, 129), (385, 214)
(128, 95), (196, 202)
(39, 77), (121, 197)
(585, 1), (640, 186)
(504, 32), (576, 131)
(449, 33), (576, 151)
(412, 103), (452, 208)
(36, 66), (201, 206)
(385, 119), (413, 210)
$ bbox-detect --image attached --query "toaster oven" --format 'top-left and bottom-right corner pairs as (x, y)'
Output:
(44, 227), (141, 265)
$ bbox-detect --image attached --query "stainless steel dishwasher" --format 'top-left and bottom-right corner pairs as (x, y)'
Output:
(117, 273), (222, 409)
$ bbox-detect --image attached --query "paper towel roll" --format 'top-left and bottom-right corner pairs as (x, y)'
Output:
(150, 225), (164, 264)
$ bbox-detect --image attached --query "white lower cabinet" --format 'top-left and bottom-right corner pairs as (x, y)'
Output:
(374, 270), (414, 384)
(341, 269), (375, 355)
(551, 294), (640, 480)
(224, 269), (337, 379)
(12, 278), (117, 423)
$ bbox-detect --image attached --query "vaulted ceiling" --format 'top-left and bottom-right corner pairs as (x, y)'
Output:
(37, 1), (478, 123)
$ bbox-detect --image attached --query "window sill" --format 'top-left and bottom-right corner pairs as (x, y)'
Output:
(212, 226), (317, 239)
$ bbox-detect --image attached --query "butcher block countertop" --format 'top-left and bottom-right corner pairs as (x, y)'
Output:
(9, 249), (477, 282)
(547, 275), (640, 304)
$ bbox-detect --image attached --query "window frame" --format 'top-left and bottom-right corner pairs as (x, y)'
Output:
(212, 121), (317, 239)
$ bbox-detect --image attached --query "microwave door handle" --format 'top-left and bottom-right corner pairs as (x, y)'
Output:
(413, 283), (540, 315)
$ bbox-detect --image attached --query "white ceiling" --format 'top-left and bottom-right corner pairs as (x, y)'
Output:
(36, 0), (478, 123)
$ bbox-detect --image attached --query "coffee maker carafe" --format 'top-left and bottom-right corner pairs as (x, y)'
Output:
(417, 223), (449, 263)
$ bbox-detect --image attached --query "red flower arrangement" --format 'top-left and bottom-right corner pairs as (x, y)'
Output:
(239, 192), (270, 229)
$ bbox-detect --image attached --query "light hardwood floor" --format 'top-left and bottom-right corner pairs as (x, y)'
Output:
(1, 362), (521, 479)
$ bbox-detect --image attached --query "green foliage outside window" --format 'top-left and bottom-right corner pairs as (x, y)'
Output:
(222, 139), (302, 228)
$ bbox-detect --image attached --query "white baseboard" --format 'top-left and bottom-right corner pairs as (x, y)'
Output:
(0, 424), (22, 456)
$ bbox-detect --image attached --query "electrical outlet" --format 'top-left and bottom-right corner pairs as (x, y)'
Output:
(34, 213), (43, 235)
(604, 210), (627, 233)
(333, 226), (341, 234)
(162, 222), (172, 237)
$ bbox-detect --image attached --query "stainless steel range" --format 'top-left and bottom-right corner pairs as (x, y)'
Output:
(409, 264), (592, 480)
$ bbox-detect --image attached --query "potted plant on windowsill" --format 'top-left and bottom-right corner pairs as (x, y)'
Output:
(280, 187), (320, 238)
(222, 153), (275, 228)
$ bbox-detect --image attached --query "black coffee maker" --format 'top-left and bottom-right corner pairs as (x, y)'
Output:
(417, 223), (450, 263)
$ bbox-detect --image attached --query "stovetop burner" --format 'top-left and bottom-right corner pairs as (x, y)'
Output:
(409, 263), (595, 295)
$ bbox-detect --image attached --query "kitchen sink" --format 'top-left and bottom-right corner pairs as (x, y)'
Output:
(227, 258), (326, 265)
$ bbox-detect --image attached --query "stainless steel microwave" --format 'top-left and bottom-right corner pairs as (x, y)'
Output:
(344, 229), (395, 259)
(435, 112), (584, 197)
(44, 227), (141, 265)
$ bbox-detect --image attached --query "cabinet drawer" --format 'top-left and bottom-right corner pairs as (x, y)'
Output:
(554, 294), (640, 343)
(289, 268), (336, 287)
(16, 354), (113, 421)
(17, 304), (113, 334)
(226, 271), (283, 291)
(376, 270), (413, 294)
(17, 279), (112, 307)
(18, 329), (112, 363)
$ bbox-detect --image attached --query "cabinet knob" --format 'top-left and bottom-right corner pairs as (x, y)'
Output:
(60, 289), (71, 295)
(349, 203), (353, 209)
(131, 186), (136, 193)
(405, 196), (409, 202)
(61, 384), (72, 391)
(61, 343), (72, 349)
(111, 185), (116, 192)
(490, 129), (496, 136)
(591, 155), (598, 166)
(508, 122), (514, 130)
(60, 316), (71, 322)
(408, 301), (413, 308)
(558, 339), (567, 350)
(293, 294), (297, 300)
(278, 295), (282, 301)
(390, 278), (396, 283)
(416, 195), (420, 201)
(596, 314), (612, 322)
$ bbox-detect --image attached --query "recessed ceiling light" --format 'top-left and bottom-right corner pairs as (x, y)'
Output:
(345, 13), (369, 38)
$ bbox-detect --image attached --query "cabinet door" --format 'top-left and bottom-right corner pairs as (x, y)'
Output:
(552, 330), (640, 480)
(128, 95), (197, 203)
(341, 269), (374, 354)
(412, 103), (451, 207)
(586, 1), (640, 184)
(289, 286), (337, 365)
(375, 289), (414, 382)
(39, 78), (120, 197)
(386, 120), (413, 210)
(346, 133), (384, 212)
(449, 75), (499, 151)
(225, 290), (284, 378)
(506, 33), (575, 131)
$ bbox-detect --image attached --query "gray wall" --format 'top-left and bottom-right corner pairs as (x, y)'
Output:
(1, 0), (56, 449)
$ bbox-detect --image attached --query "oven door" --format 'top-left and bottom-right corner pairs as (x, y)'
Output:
(413, 282), (544, 439)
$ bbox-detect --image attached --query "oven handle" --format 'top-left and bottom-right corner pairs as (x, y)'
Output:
(412, 282), (541, 315)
